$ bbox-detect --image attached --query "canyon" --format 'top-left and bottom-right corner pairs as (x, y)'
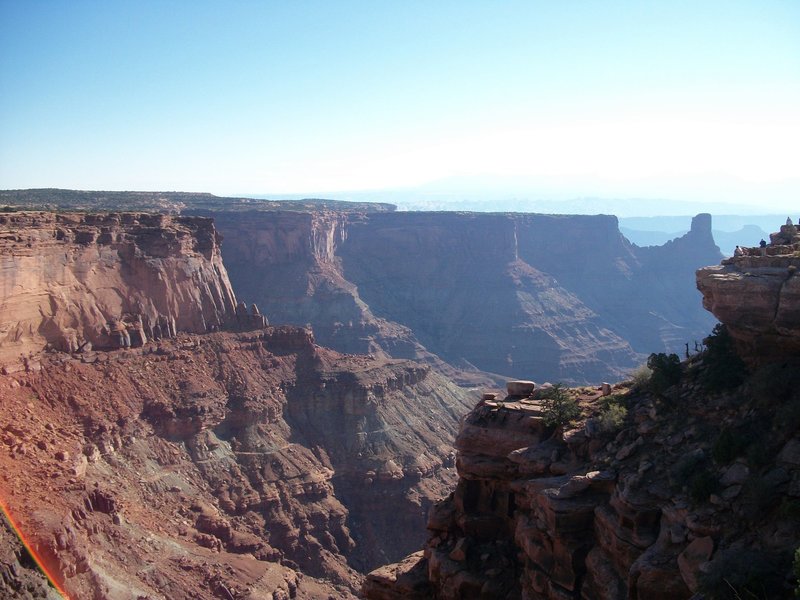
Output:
(2, 190), (722, 385)
(363, 235), (800, 599)
(206, 209), (721, 385)
(0, 209), (473, 598)
(2, 190), (792, 599)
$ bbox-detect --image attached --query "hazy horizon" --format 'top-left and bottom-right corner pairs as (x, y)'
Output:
(2, 1), (798, 213)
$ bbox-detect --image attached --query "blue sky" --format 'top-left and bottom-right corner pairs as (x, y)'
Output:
(1, 1), (798, 210)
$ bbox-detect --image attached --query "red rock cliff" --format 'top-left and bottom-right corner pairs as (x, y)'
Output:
(0, 212), (238, 368)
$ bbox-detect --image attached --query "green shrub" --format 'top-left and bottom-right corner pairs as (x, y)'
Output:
(778, 499), (800, 522)
(701, 324), (747, 391)
(794, 547), (800, 597)
(743, 476), (782, 514)
(598, 404), (627, 433)
(750, 362), (800, 409)
(540, 383), (581, 428)
(647, 352), (682, 395)
(701, 548), (792, 600)
(746, 443), (771, 469)
(670, 451), (719, 503)
(630, 363), (652, 389)
(600, 393), (626, 410)
(671, 451), (706, 486)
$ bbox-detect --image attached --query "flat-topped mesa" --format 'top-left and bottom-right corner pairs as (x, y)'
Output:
(0, 211), (252, 368)
(696, 218), (800, 364)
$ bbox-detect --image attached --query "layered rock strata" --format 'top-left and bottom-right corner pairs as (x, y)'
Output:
(0, 212), (238, 368)
(208, 210), (721, 384)
(0, 208), (477, 598)
(0, 192), (723, 384)
(697, 235), (800, 364)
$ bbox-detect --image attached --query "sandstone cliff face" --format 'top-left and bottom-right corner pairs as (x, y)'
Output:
(211, 210), (720, 384)
(0, 212), (237, 368)
(0, 328), (474, 599)
(697, 254), (800, 364)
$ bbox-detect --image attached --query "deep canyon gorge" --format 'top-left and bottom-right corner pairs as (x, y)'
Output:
(0, 190), (797, 599)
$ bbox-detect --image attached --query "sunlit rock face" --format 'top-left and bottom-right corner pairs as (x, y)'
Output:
(0, 211), (238, 368)
(697, 246), (800, 365)
(213, 210), (721, 384)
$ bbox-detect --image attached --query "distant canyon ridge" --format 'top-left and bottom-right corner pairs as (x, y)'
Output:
(1, 190), (722, 384)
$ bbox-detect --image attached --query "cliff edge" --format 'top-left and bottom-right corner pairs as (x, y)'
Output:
(697, 220), (800, 364)
(363, 230), (800, 599)
(0, 212), (239, 369)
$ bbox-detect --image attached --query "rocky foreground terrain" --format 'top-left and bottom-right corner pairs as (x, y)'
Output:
(364, 234), (800, 599)
(0, 211), (475, 599)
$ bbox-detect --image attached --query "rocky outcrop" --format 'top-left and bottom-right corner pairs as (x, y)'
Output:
(0, 328), (474, 599)
(209, 210), (720, 384)
(0, 212), (239, 369)
(364, 367), (800, 599)
(696, 224), (800, 364)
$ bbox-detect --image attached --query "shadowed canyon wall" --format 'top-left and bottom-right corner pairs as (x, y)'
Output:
(210, 210), (721, 384)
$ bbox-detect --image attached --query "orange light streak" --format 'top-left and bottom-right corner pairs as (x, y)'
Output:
(0, 496), (70, 599)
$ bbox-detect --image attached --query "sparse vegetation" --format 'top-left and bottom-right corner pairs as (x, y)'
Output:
(672, 451), (706, 484)
(670, 450), (720, 503)
(778, 499), (800, 522)
(743, 476), (782, 515)
(689, 469), (720, 503)
(597, 394), (627, 432)
(750, 362), (800, 410)
(630, 363), (652, 389)
(701, 324), (748, 392)
(646, 352), (682, 395)
(539, 383), (581, 428)
(712, 428), (747, 465)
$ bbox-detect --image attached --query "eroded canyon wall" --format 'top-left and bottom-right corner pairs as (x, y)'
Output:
(697, 254), (800, 364)
(0, 212), (237, 368)
(363, 245), (800, 600)
(1, 329), (474, 599)
(210, 210), (721, 384)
